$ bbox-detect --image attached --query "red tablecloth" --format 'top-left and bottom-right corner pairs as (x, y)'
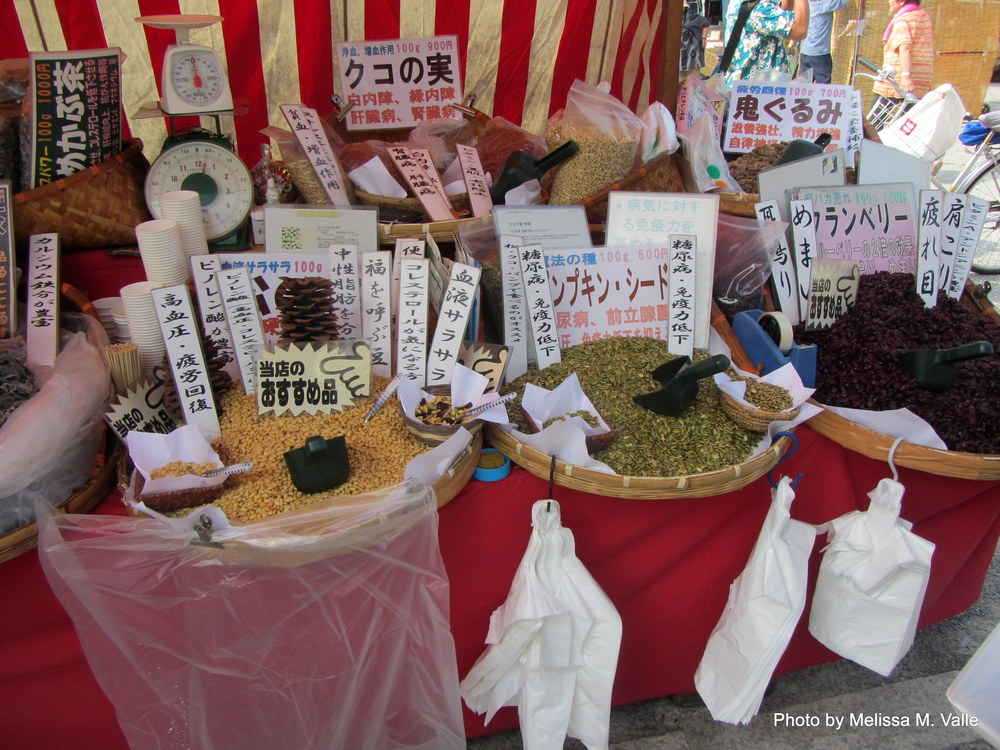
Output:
(2, 426), (999, 747)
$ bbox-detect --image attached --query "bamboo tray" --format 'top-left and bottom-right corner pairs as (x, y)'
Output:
(487, 423), (792, 499)
(805, 403), (1000, 480)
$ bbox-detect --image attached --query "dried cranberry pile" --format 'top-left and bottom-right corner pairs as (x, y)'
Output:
(795, 272), (1000, 454)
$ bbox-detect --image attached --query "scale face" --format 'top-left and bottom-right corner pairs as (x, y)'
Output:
(137, 14), (234, 115)
(145, 136), (253, 241)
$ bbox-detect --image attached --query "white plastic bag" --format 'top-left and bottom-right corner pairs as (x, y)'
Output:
(680, 112), (742, 193)
(638, 101), (680, 163)
(37, 480), (465, 750)
(461, 499), (622, 750)
(948, 620), (1000, 747)
(694, 476), (815, 724)
(808, 477), (935, 677)
(879, 83), (966, 163)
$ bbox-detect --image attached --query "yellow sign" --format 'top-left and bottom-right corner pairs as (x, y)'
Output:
(257, 341), (372, 417)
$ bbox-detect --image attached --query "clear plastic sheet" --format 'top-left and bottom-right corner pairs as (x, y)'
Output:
(36, 479), (465, 750)
(713, 213), (787, 319)
(0, 312), (109, 534)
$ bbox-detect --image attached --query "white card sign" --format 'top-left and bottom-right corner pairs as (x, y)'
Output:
(499, 233), (529, 382)
(334, 35), (463, 131)
(279, 104), (353, 205)
(152, 285), (220, 440)
(456, 143), (492, 217)
(916, 189), (944, 307)
(218, 266), (266, 395)
(804, 258), (860, 331)
(948, 196), (989, 300)
(26, 233), (59, 368)
(391, 237), (425, 328)
(190, 254), (239, 382)
(668, 235), (696, 357)
(328, 243), (361, 339)
(938, 193), (966, 294)
(0, 180), (13, 339)
(264, 205), (378, 254)
(104, 375), (178, 441)
(605, 192), (719, 350)
(755, 200), (800, 324)
(386, 146), (456, 221)
(257, 341), (371, 416)
(361, 250), (393, 377)
(724, 80), (856, 153)
(789, 199), (818, 317)
(492, 205), (592, 250)
(518, 244), (561, 369)
(426, 263), (481, 385)
(396, 259), (429, 383)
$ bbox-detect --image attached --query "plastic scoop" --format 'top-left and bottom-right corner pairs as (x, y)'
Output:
(489, 140), (579, 205)
(897, 342), (994, 392)
(633, 354), (732, 417)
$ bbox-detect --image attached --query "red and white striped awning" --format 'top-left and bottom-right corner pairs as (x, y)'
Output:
(2, 0), (668, 167)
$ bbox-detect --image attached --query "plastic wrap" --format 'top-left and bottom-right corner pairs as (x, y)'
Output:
(0, 312), (110, 535)
(36, 479), (466, 750)
(713, 213), (787, 319)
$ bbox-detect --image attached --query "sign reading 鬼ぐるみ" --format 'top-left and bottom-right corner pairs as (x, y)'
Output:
(724, 80), (856, 154)
(335, 36), (463, 131)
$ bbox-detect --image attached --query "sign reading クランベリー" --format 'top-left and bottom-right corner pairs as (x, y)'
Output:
(335, 36), (463, 131)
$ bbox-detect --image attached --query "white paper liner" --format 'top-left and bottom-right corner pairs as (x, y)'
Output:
(500, 422), (616, 475)
(521, 373), (612, 439)
(404, 427), (474, 486)
(822, 405), (948, 450)
(126, 424), (225, 496)
(348, 157), (408, 199)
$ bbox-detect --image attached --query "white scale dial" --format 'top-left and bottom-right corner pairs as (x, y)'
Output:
(145, 140), (253, 240)
(169, 49), (225, 107)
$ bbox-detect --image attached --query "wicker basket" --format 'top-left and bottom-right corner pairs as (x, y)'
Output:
(131, 469), (229, 513)
(520, 406), (617, 453)
(487, 423), (793, 500)
(355, 188), (470, 218)
(401, 385), (486, 446)
(578, 151), (687, 224)
(718, 390), (801, 432)
(12, 138), (152, 251)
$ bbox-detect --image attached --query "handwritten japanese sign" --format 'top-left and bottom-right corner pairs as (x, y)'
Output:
(29, 49), (122, 188)
(0, 181), (13, 339)
(361, 250), (393, 377)
(499, 234), (530, 381)
(386, 146), (455, 221)
(724, 80), (857, 154)
(335, 35), (463, 131)
(605, 192), (719, 349)
(103, 375), (178, 442)
(218, 267), (266, 395)
(916, 190), (944, 308)
(804, 258), (860, 332)
(456, 144), (492, 217)
(947, 196), (988, 300)
(676, 74), (725, 138)
(391, 237), (425, 328)
(667, 236), (696, 357)
(257, 341), (371, 417)
(518, 244), (561, 369)
(426, 262), (481, 385)
(152, 285), (220, 440)
(328, 244), (361, 339)
(26, 234), (59, 368)
(411, 148), (449, 197)
(755, 200), (799, 324)
(458, 340), (510, 393)
(279, 105), (353, 205)
(396, 259), (429, 383)
(937, 193), (966, 295)
(191, 254), (239, 382)
(788, 199), (817, 317)
(791, 183), (918, 275)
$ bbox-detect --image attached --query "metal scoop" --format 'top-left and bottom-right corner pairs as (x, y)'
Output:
(634, 354), (732, 417)
(897, 341), (994, 392)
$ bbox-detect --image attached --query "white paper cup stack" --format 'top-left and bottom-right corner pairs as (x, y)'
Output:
(158, 190), (208, 264)
(120, 281), (166, 375)
(111, 304), (130, 345)
(135, 219), (188, 285)
(92, 296), (121, 342)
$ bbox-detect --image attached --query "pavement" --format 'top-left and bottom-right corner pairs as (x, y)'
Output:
(466, 84), (1000, 750)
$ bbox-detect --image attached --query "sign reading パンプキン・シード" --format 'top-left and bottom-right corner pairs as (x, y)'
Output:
(335, 36), (463, 131)
(724, 80), (857, 154)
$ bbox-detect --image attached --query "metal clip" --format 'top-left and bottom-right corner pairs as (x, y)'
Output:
(192, 514), (223, 549)
(329, 94), (355, 121)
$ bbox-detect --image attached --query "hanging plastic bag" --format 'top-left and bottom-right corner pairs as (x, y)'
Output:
(808, 476), (935, 677)
(461, 499), (622, 750)
(637, 101), (680, 163)
(713, 212), (787, 319)
(878, 83), (967, 163)
(694, 476), (815, 724)
(36, 479), (465, 750)
(544, 79), (643, 205)
(948, 620), (1000, 746)
(680, 112), (742, 193)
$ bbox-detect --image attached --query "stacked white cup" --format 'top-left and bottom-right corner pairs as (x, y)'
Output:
(158, 190), (209, 265)
(111, 304), (130, 344)
(92, 296), (121, 342)
(135, 219), (188, 285)
(119, 281), (166, 375)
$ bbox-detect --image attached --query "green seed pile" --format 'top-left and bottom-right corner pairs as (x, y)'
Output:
(731, 375), (794, 411)
(504, 338), (761, 476)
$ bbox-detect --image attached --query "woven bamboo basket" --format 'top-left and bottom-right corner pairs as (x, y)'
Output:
(577, 151), (687, 224)
(355, 187), (470, 216)
(376, 214), (493, 245)
(805, 402), (1000, 480)
(520, 406), (616, 453)
(401, 385), (486, 446)
(12, 138), (151, 250)
(487, 423), (792, 499)
(719, 391), (801, 432)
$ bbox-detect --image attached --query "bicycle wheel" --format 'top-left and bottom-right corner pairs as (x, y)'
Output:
(960, 159), (1000, 274)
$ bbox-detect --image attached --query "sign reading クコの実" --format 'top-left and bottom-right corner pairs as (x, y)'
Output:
(335, 36), (463, 131)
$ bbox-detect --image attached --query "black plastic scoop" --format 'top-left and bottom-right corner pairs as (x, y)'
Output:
(897, 342), (994, 392)
(634, 354), (732, 417)
(490, 140), (579, 204)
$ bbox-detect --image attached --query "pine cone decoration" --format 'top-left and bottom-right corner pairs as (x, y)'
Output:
(160, 335), (234, 421)
(274, 276), (339, 343)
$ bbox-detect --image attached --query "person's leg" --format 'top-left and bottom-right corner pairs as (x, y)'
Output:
(800, 53), (833, 83)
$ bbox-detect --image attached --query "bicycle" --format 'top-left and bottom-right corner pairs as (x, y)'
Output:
(854, 56), (1000, 274)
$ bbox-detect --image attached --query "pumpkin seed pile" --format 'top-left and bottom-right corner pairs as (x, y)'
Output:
(504, 337), (761, 476)
(729, 374), (794, 411)
(543, 410), (601, 429)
